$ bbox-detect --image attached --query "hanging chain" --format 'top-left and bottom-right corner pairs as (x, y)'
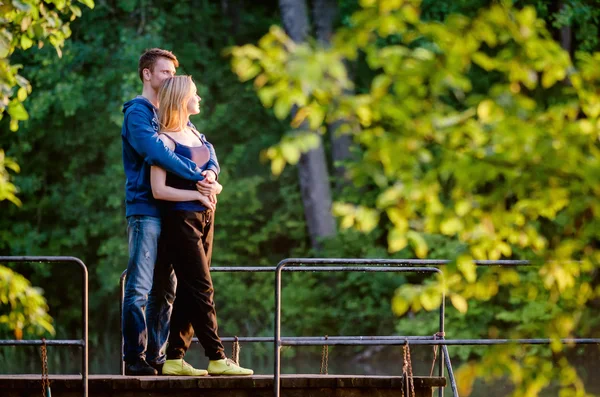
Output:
(430, 332), (444, 376)
(430, 344), (439, 377)
(41, 338), (49, 397)
(406, 343), (415, 397)
(402, 341), (415, 397)
(231, 336), (240, 365)
(319, 335), (329, 375)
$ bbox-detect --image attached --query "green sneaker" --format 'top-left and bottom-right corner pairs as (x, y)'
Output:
(207, 358), (253, 376)
(162, 358), (208, 376)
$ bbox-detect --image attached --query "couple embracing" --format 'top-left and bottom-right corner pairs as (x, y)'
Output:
(121, 48), (252, 377)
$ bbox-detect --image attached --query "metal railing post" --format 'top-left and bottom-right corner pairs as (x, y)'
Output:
(0, 256), (88, 397)
(119, 270), (127, 375)
(274, 260), (285, 397)
(271, 258), (445, 397)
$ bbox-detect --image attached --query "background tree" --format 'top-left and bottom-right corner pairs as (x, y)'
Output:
(278, 0), (336, 249)
(0, 0), (93, 342)
(231, 0), (600, 394)
(1, 1), (599, 394)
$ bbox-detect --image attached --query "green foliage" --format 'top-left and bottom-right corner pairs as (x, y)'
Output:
(0, 0), (93, 361)
(0, 149), (21, 205)
(231, 0), (600, 394)
(0, 0), (94, 130)
(0, 265), (54, 339)
(0, 0), (94, 224)
(1, 0), (599, 389)
(1, 0), (399, 373)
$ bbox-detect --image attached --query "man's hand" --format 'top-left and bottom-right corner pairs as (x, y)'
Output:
(202, 170), (217, 183)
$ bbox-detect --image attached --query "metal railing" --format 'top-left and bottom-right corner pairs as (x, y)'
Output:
(2, 256), (597, 397)
(0, 256), (88, 397)
(273, 258), (448, 397)
(119, 259), (448, 396)
(118, 258), (600, 397)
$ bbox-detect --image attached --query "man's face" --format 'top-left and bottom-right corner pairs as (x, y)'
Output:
(145, 57), (176, 91)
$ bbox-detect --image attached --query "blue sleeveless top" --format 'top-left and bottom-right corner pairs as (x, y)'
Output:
(160, 131), (211, 212)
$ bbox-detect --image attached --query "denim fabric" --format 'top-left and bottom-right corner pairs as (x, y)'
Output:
(146, 243), (177, 365)
(122, 215), (175, 364)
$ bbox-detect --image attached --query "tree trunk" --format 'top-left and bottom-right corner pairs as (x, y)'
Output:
(279, 0), (310, 42)
(555, 1), (572, 54)
(297, 138), (336, 248)
(279, 0), (336, 248)
(558, 1), (573, 86)
(313, 0), (353, 191)
(221, 0), (241, 39)
(312, 0), (336, 44)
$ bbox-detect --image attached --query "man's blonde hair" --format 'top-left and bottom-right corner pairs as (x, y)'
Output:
(158, 76), (195, 132)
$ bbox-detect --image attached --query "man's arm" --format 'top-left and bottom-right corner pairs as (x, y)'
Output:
(150, 136), (215, 209)
(125, 109), (204, 181)
(203, 137), (220, 179)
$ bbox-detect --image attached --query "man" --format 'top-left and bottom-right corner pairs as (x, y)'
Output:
(121, 48), (219, 376)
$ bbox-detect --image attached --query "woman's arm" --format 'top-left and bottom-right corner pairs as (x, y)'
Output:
(150, 135), (215, 209)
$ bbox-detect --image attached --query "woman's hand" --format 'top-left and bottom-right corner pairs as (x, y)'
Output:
(197, 180), (223, 196)
(196, 192), (216, 211)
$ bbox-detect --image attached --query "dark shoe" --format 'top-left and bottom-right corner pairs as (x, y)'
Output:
(149, 361), (164, 375)
(125, 358), (158, 376)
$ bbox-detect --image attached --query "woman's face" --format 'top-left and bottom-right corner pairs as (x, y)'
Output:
(187, 84), (201, 115)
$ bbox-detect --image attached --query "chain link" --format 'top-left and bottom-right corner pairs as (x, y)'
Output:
(41, 338), (50, 397)
(231, 336), (240, 365)
(319, 336), (329, 375)
(429, 331), (446, 377)
(402, 341), (415, 397)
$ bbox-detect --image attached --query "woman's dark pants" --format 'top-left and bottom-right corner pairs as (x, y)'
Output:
(161, 210), (226, 361)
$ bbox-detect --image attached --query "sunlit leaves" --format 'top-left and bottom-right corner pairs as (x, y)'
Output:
(231, 1), (600, 394)
(333, 202), (380, 232)
(0, 0), (94, 212)
(0, 0), (94, 129)
(0, 150), (21, 206)
(0, 266), (54, 339)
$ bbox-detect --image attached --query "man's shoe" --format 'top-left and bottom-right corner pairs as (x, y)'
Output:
(207, 358), (253, 376)
(125, 358), (158, 376)
(162, 358), (208, 376)
(149, 361), (164, 375)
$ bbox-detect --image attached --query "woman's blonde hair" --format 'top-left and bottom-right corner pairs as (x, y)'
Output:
(158, 75), (195, 132)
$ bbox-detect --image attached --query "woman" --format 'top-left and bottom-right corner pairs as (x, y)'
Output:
(150, 75), (253, 376)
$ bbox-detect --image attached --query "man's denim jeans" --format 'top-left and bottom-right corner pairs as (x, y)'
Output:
(122, 215), (176, 365)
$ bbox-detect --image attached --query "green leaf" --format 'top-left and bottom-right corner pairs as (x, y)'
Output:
(78, 0), (95, 9)
(70, 5), (82, 17)
(17, 87), (27, 102)
(420, 289), (442, 311)
(280, 141), (300, 164)
(388, 228), (407, 253)
(440, 217), (463, 235)
(20, 16), (32, 31)
(274, 96), (291, 120)
(407, 231), (428, 258)
(11, 0), (31, 12)
(20, 35), (33, 50)
(392, 295), (409, 316)
(0, 34), (10, 58)
(457, 255), (476, 283)
(7, 101), (28, 121)
(355, 206), (379, 233)
(450, 294), (468, 314)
